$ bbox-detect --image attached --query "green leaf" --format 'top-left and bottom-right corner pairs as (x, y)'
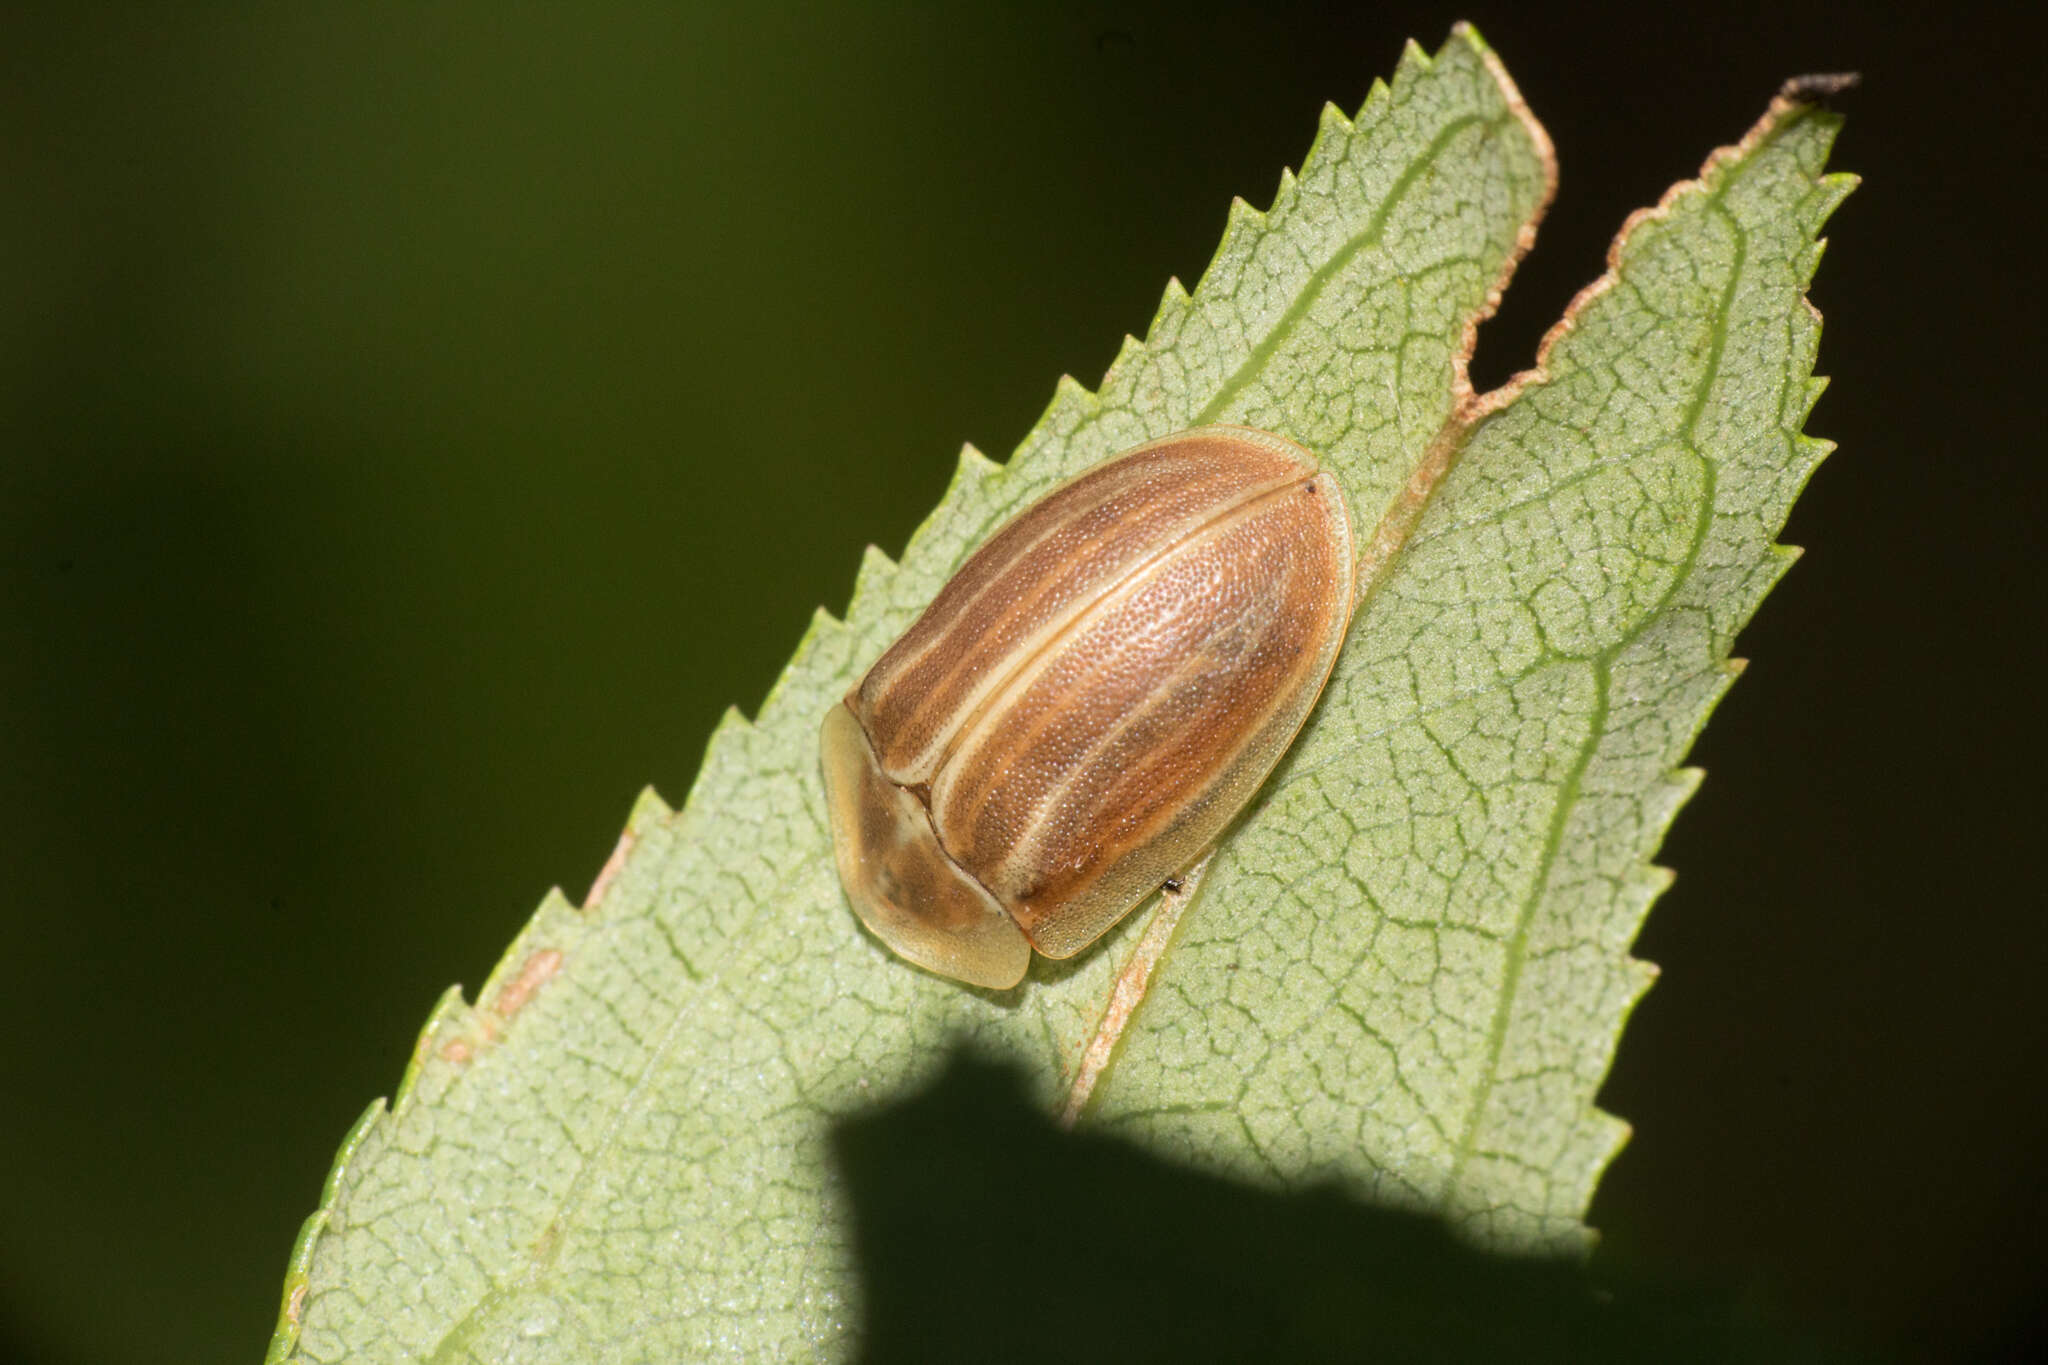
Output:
(270, 26), (1851, 1363)
(1090, 81), (1854, 1251)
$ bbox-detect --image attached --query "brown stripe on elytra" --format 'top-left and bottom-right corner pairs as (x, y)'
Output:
(934, 477), (1346, 910)
(1015, 516), (1338, 911)
(859, 437), (1306, 780)
(932, 480), (1336, 863)
(894, 442), (1313, 773)
(868, 446), (1294, 757)
(1014, 568), (1348, 954)
(1063, 552), (1336, 874)
(933, 572), (1221, 872)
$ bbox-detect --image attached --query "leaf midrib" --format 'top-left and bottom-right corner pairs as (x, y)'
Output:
(1195, 108), (1496, 426)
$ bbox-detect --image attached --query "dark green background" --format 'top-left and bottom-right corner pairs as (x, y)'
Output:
(4, 3), (2042, 1361)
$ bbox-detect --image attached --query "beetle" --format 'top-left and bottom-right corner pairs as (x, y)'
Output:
(821, 425), (1355, 988)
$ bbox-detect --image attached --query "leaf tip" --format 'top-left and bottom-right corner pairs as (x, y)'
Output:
(842, 542), (902, 622)
(1145, 276), (1192, 341)
(1809, 172), (1861, 231)
(1795, 433), (1836, 468)
(1291, 103), (1351, 191)
(631, 783), (676, 826)
(1052, 371), (1101, 414)
(1464, 23), (1554, 191)
(956, 440), (1001, 481)
(1100, 333), (1147, 392)
(1795, 370), (1831, 416)
(1393, 36), (1432, 82)
(1224, 195), (1266, 234)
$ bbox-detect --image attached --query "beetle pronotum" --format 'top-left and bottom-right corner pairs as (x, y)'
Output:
(821, 425), (1356, 988)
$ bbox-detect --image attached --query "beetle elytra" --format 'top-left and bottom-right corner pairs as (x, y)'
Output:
(821, 425), (1355, 988)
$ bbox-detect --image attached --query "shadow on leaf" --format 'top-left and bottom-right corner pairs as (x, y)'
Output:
(834, 1052), (1869, 1365)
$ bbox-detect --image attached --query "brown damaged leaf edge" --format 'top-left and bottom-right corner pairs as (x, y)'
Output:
(492, 948), (565, 1020)
(1059, 56), (1858, 1126)
(1476, 71), (1861, 440)
(435, 948), (567, 1065)
(583, 823), (639, 910)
